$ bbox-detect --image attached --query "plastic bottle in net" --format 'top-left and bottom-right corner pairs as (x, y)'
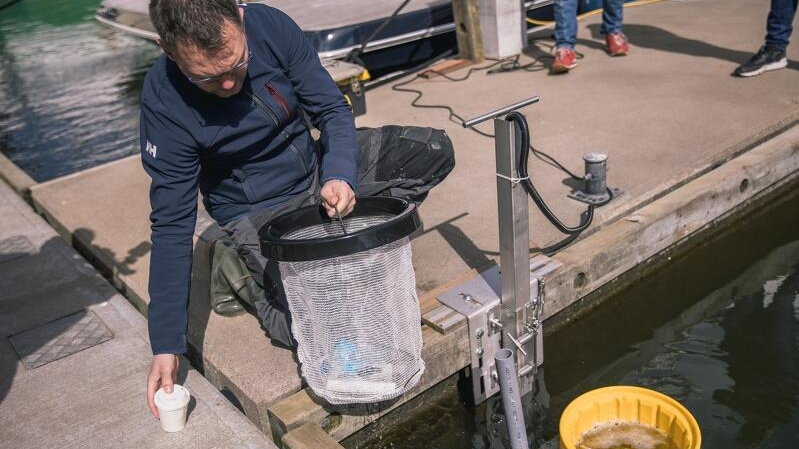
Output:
(279, 216), (425, 404)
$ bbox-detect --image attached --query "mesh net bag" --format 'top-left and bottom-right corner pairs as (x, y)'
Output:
(259, 197), (425, 404)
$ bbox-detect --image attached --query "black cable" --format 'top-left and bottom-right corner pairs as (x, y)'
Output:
(512, 111), (614, 253)
(345, 0), (413, 65)
(389, 45), (586, 172)
(389, 48), (613, 252)
(389, 53), (589, 179)
(486, 54), (548, 74)
(484, 41), (585, 75)
(391, 57), (514, 137)
(507, 111), (596, 234)
(387, 41), (591, 175)
(428, 56), (516, 81)
(365, 48), (457, 90)
(539, 231), (581, 254)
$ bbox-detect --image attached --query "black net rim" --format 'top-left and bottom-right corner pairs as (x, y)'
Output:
(258, 196), (421, 261)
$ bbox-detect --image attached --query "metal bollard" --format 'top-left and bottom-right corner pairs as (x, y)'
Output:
(583, 152), (608, 197)
(568, 152), (622, 205)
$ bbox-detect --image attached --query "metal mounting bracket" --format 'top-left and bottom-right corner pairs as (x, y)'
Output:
(437, 266), (502, 404)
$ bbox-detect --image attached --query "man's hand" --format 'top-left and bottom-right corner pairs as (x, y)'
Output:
(147, 354), (179, 419)
(320, 180), (356, 217)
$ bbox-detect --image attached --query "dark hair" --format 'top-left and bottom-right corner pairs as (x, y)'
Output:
(149, 0), (242, 53)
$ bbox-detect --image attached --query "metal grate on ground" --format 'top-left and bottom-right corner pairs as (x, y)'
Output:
(8, 309), (114, 369)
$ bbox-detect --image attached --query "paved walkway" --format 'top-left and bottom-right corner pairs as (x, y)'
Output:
(0, 177), (277, 448)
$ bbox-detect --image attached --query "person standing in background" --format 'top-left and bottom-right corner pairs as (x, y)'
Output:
(734, 0), (796, 77)
(551, 0), (630, 74)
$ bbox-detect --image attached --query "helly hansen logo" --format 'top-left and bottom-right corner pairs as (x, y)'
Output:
(145, 140), (157, 158)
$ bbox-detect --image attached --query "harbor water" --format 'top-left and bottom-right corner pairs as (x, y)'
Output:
(349, 190), (799, 448)
(0, 0), (158, 181)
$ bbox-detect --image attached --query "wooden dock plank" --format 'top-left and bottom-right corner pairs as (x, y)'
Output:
(420, 59), (475, 78)
(418, 268), (478, 316)
(422, 304), (463, 334)
(282, 423), (345, 449)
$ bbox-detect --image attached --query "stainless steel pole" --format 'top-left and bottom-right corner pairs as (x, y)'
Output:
(495, 116), (535, 395)
(463, 96), (540, 128)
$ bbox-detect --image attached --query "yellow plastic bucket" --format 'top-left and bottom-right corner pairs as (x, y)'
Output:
(559, 386), (701, 449)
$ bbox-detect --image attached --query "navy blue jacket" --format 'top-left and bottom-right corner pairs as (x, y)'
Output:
(139, 4), (357, 354)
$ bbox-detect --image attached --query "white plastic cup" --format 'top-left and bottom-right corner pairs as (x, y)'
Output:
(154, 384), (191, 432)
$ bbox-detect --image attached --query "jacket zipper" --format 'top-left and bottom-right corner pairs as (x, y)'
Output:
(266, 82), (291, 119)
(247, 91), (309, 176)
(286, 143), (309, 175)
(247, 91), (279, 127)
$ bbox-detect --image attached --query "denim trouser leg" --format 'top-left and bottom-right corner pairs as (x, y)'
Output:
(554, 0), (579, 49)
(601, 0), (625, 34)
(765, 0), (798, 51)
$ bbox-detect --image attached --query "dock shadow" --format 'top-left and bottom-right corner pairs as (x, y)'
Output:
(72, 228), (150, 278)
(521, 41), (557, 74)
(562, 177), (583, 193)
(412, 212), (495, 272)
(307, 388), (405, 419)
(436, 222), (494, 271)
(588, 23), (799, 73)
(0, 237), (119, 404)
(175, 361), (197, 419)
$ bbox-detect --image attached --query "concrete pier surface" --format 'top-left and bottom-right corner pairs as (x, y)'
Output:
(359, 0), (799, 290)
(5, 0), (799, 445)
(0, 177), (277, 449)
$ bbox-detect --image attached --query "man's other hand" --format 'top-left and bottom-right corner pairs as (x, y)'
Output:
(147, 353), (179, 419)
(320, 180), (356, 217)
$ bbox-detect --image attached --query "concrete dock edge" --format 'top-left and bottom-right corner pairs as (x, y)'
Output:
(585, 112), (799, 240)
(544, 124), (799, 323)
(0, 152), (36, 202)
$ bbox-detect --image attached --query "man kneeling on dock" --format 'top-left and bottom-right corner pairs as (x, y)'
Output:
(140, 0), (454, 419)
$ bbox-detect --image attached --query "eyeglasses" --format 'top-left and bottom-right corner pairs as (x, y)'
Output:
(186, 40), (253, 85)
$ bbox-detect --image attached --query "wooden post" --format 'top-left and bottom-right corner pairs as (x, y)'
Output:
(282, 423), (345, 449)
(452, 0), (484, 62)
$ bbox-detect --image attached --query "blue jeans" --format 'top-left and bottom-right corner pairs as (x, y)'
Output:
(766, 0), (798, 51)
(554, 0), (625, 49)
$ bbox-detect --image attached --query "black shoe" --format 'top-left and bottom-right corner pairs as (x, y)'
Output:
(734, 46), (788, 77)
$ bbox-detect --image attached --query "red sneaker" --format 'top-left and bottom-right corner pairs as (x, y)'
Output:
(605, 33), (629, 56)
(551, 47), (577, 73)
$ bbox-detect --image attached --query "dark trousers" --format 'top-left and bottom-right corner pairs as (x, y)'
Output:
(221, 126), (454, 347)
(766, 0), (798, 51)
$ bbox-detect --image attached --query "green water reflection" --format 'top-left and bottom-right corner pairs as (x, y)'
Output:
(351, 192), (799, 449)
(0, 0), (159, 181)
(2, 0), (98, 29)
